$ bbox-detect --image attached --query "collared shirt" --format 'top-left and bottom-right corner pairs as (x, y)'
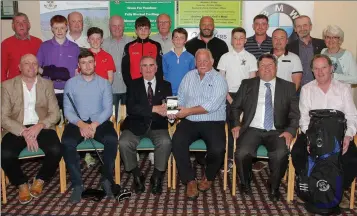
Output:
(270, 50), (303, 82)
(299, 79), (357, 137)
(102, 35), (133, 93)
(151, 33), (172, 54)
(66, 32), (90, 49)
(250, 78), (277, 130)
(63, 74), (113, 125)
(144, 77), (156, 95)
(178, 69), (228, 121)
(23, 78), (39, 125)
(217, 49), (257, 92)
(1, 35), (42, 82)
(88, 48), (116, 80)
(163, 48), (195, 95)
(298, 39), (315, 86)
(37, 38), (80, 91)
(245, 34), (273, 59)
(15, 34), (31, 40)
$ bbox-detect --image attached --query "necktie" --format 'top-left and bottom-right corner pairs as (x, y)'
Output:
(147, 81), (153, 105)
(264, 83), (273, 130)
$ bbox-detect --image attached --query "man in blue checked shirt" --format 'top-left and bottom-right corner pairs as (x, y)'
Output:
(170, 48), (228, 200)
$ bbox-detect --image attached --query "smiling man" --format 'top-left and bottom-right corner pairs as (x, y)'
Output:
(67, 11), (90, 49)
(151, 13), (173, 54)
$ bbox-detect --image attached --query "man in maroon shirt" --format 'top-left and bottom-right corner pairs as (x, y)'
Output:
(1, 12), (42, 82)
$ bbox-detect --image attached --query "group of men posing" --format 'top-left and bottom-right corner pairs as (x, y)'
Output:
(1, 11), (357, 209)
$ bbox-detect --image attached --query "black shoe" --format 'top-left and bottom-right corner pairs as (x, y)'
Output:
(133, 174), (145, 193)
(239, 183), (252, 195)
(150, 175), (163, 195)
(267, 183), (280, 202)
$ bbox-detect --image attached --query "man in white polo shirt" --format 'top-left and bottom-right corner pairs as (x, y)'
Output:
(67, 11), (90, 50)
(271, 28), (302, 90)
(217, 27), (257, 171)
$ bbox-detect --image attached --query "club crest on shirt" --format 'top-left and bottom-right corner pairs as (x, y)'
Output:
(102, 59), (108, 63)
(241, 59), (246, 66)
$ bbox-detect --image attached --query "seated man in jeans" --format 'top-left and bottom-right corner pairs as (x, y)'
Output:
(1, 54), (62, 204)
(62, 50), (118, 203)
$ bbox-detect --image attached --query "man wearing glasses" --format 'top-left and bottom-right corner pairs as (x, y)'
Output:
(151, 14), (172, 54)
(122, 16), (163, 88)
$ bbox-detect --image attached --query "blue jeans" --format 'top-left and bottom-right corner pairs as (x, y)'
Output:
(62, 121), (118, 187)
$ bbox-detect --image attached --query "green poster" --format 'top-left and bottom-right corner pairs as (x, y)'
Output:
(110, 1), (175, 35)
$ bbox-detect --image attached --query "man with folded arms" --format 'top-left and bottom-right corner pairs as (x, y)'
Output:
(170, 48), (228, 200)
(119, 56), (172, 194)
(230, 53), (299, 201)
(1, 54), (61, 204)
(62, 50), (118, 203)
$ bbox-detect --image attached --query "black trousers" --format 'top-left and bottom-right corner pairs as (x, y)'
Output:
(1, 129), (62, 186)
(235, 127), (289, 190)
(172, 119), (226, 183)
(291, 133), (357, 190)
(61, 121), (118, 187)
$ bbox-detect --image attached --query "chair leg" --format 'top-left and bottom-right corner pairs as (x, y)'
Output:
(59, 158), (66, 193)
(287, 156), (295, 203)
(115, 151), (120, 184)
(167, 154), (172, 188)
(232, 139), (237, 196)
(172, 156), (176, 190)
(223, 133), (228, 190)
(1, 169), (7, 204)
(350, 178), (356, 209)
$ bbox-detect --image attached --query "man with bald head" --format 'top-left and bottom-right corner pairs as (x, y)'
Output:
(102, 15), (133, 119)
(2, 12), (42, 81)
(185, 16), (228, 70)
(151, 13), (173, 54)
(170, 49), (228, 200)
(67, 11), (90, 49)
(1, 54), (62, 204)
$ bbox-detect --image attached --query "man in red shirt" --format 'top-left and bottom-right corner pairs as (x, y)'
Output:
(87, 27), (116, 84)
(1, 12), (42, 82)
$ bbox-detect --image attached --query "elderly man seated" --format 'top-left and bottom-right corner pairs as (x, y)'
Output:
(291, 54), (357, 209)
(1, 54), (62, 204)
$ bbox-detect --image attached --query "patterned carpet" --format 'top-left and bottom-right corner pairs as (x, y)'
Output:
(1, 154), (357, 216)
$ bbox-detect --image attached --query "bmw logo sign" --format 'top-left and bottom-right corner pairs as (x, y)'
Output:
(260, 3), (300, 40)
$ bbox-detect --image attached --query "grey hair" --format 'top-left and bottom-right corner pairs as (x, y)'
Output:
(322, 25), (344, 43)
(293, 15), (312, 27)
(195, 48), (214, 61)
(12, 12), (29, 23)
(156, 13), (171, 23)
(140, 56), (157, 65)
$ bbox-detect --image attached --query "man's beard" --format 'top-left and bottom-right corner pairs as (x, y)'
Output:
(200, 29), (214, 38)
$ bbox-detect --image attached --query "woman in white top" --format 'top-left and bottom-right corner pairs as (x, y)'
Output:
(321, 25), (357, 84)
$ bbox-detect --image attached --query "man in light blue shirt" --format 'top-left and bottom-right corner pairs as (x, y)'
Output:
(62, 50), (118, 203)
(170, 48), (228, 200)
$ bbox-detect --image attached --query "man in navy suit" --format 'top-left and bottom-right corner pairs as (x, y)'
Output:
(230, 53), (300, 201)
(119, 56), (172, 195)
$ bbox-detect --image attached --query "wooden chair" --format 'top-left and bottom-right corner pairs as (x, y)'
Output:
(230, 134), (297, 203)
(116, 105), (172, 188)
(59, 106), (121, 191)
(171, 123), (229, 190)
(1, 126), (66, 204)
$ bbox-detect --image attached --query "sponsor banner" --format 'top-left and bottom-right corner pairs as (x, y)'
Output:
(40, 1), (109, 40)
(177, 1), (241, 28)
(185, 28), (232, 48)
(110, 1), (175, 36)
(243, 1), (314, 39)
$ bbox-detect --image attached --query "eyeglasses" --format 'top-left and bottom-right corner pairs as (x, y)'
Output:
(158, 21), (170, 25)
(324, 36), (340, 41)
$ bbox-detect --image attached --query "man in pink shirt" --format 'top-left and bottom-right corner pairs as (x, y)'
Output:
(292, 54), (357, 209)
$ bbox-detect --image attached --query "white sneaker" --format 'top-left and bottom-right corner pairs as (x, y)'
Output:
(84, 153), (96, 168)
(148, 152), (154, 165)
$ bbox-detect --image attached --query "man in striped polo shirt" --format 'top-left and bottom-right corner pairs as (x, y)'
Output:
(245, 14), (273, 60)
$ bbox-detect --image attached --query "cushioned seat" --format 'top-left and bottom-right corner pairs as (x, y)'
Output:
(137, 138), (154, 149)
(189, 139), (206, 151)
(256, 145), (268, 158)
(76, 139), (104, 150)
(19, 148), (45, 158)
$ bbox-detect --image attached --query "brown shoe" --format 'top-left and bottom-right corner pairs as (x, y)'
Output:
(30, 178), (44, 198)
(18, 183), (32, 204)
(339, 195), (349, 209)
(198, 178), (213, 192)
(186, 180), (199, 200)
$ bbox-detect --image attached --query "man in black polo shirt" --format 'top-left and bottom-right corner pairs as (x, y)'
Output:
(185, 16), (228, 70)
(245, 14), (273, 59)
